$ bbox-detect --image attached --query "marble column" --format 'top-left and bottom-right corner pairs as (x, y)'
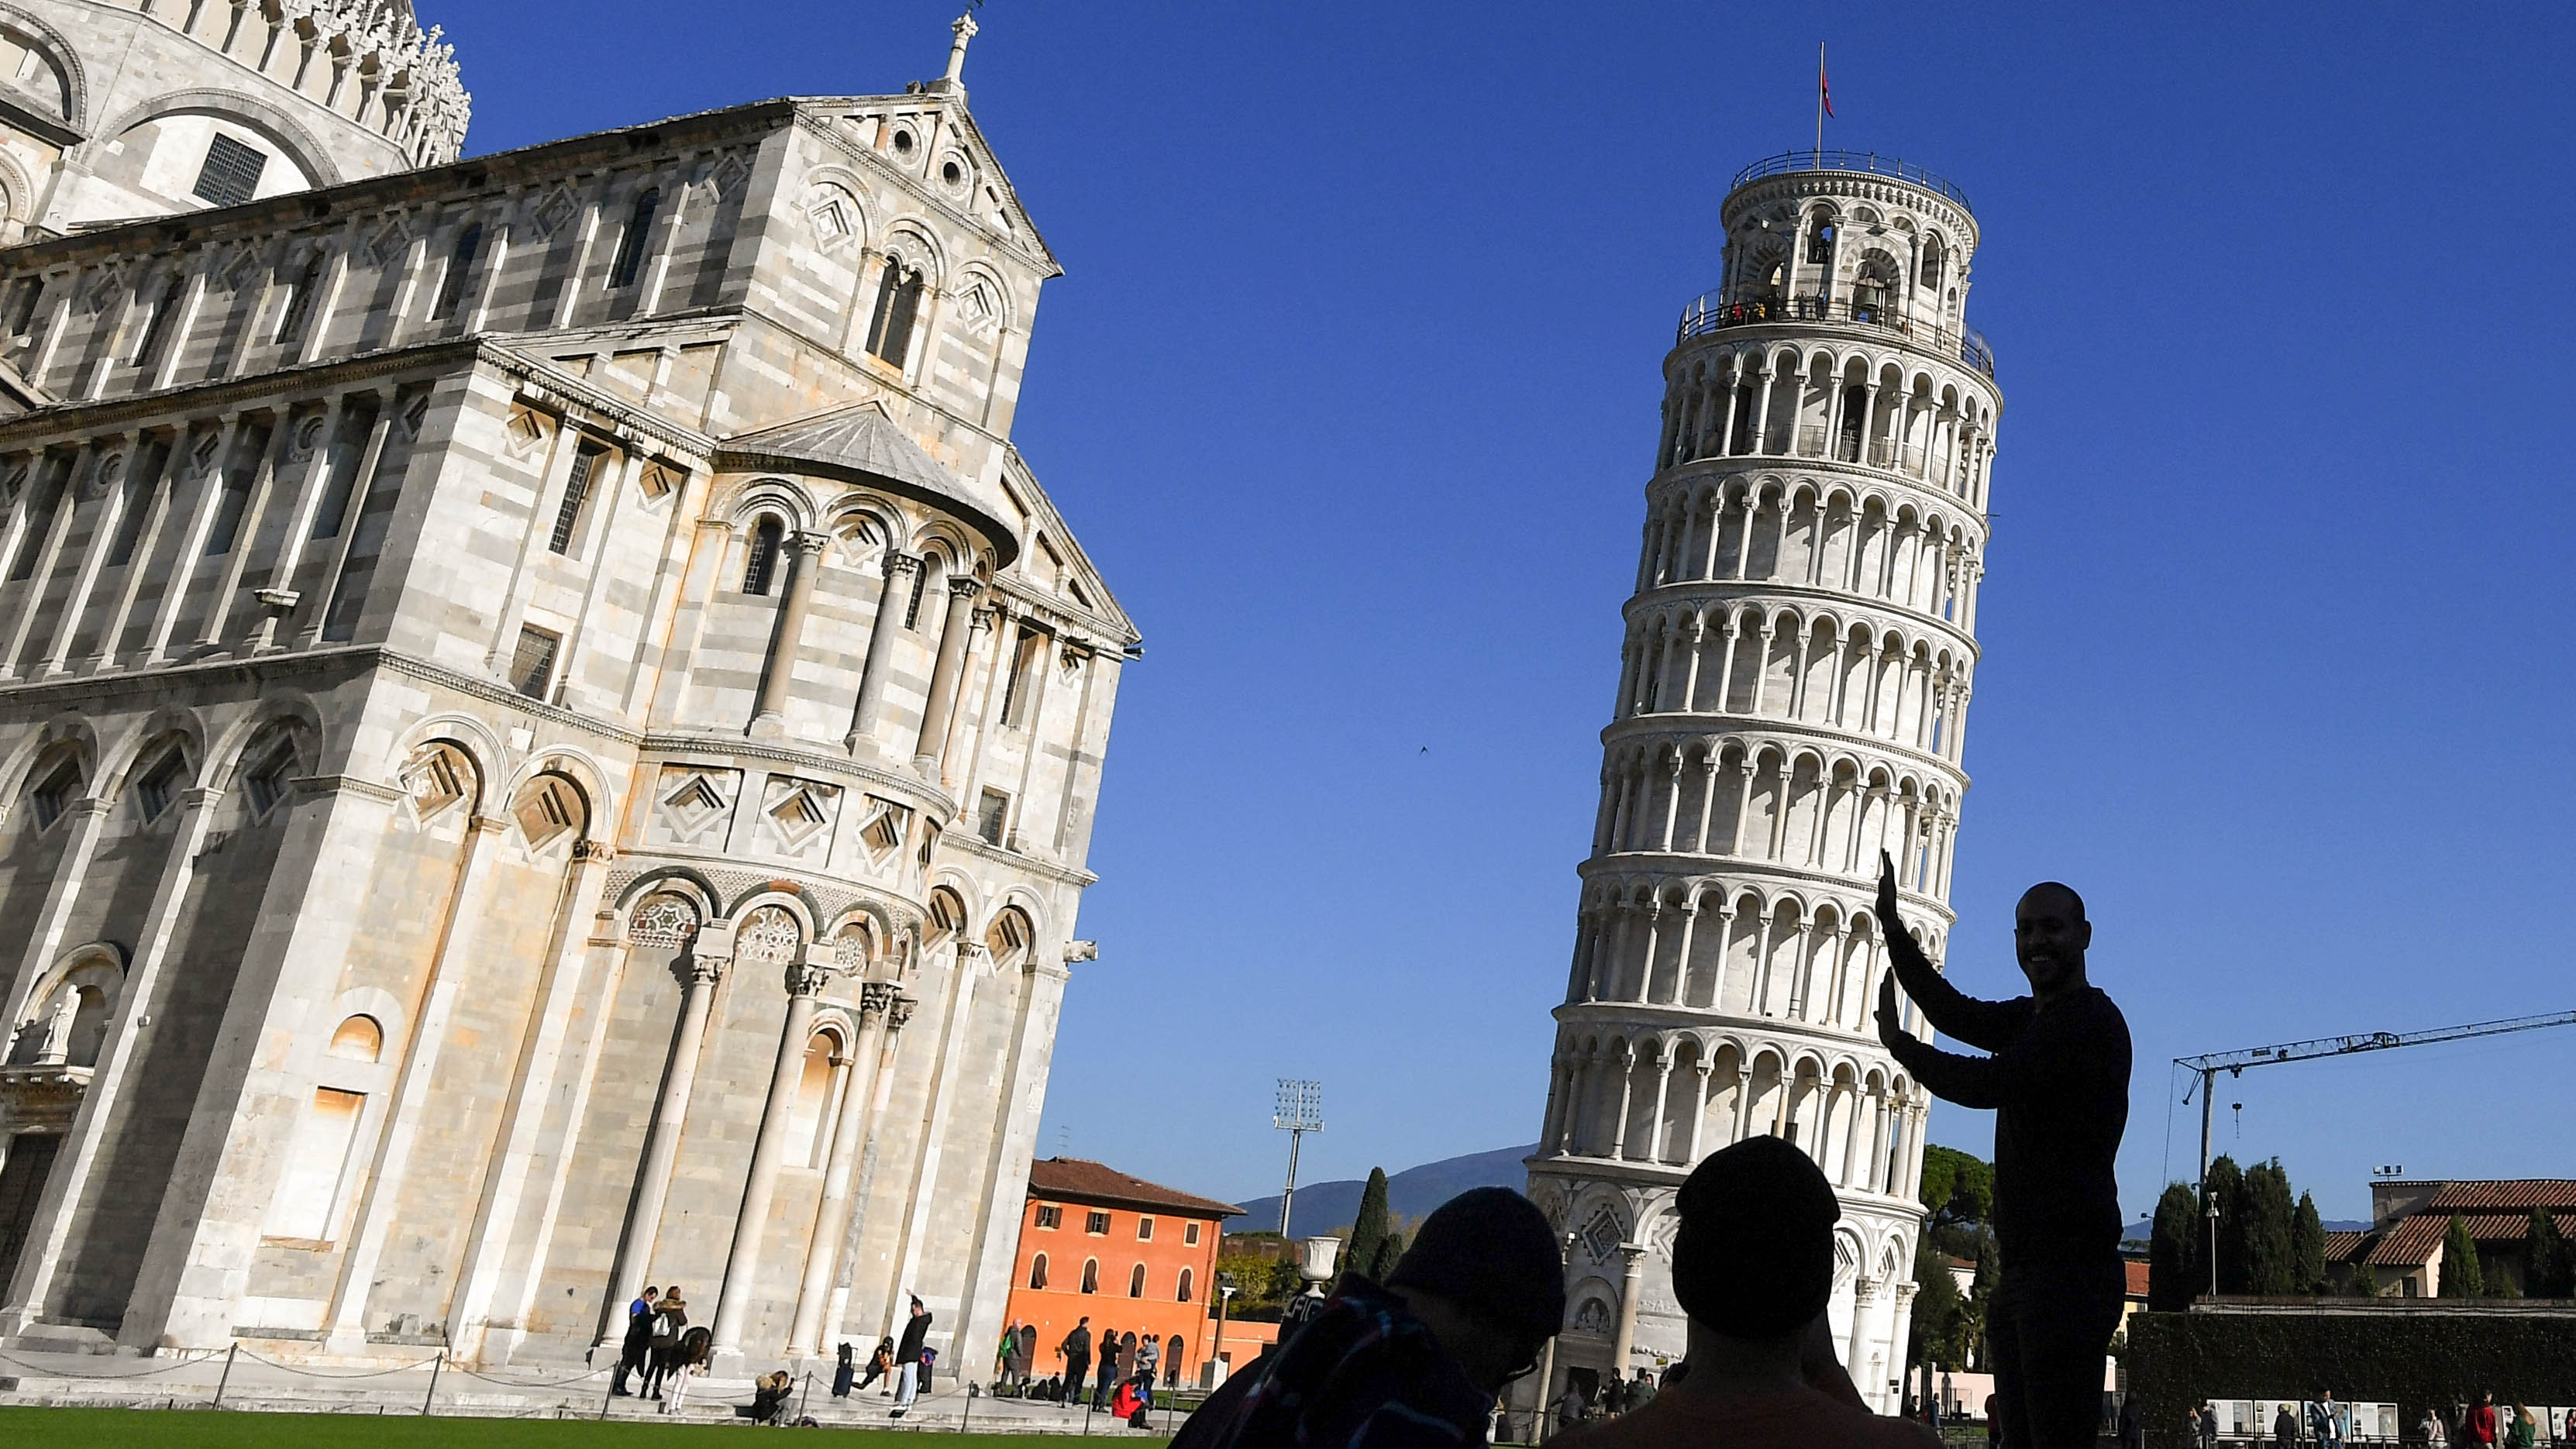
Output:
(712, 955), (832, 1353)
(598, 943), (731, 1342)
(1609, 1244), (1648, 1382)
(913, 576), (985, 767)
(845, 551), (921, 755)
(789, 983), (894, 1355)
(750, 531), (828, 734)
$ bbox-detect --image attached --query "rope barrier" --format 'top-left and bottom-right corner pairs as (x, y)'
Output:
(0, 1349), (212, 1381)
(236, 1344), (448, 1378)
(449, 1362), (611, 1389)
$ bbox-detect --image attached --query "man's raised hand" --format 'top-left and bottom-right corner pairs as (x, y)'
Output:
(1876, 848), (1903, 926)
(1875, 966), (1906, 1051)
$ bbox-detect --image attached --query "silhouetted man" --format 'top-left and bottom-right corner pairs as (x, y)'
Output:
(1875, 855), (2129, 1449)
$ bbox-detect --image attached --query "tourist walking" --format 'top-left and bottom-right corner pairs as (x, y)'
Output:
(2421, 1408), (2447, 1448)
(2275, 1403), (2299, 1449)
(892, 1296), (933, 1418)
(1876, 858), (2130, 1449)
(1061, 1317), (1093, 1400)
(1553, 1382), (1589, 1435)
(641, 1288), (689, 1400)
(2312, 1392), (2345, 1449)
(2473, 1395), (2502, 1449)
(660, 1326), (711, 1416)
(1011, 1322), (1037, 1389)
(2196, 1403), (2218, 1449)
(2509, 1406), (2537, 1449)
(832, 1341), (856, 1399)
(611, 1285), (659, 1396)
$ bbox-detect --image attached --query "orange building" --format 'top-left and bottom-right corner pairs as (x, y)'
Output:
(1000, 1158), (1244, 1389)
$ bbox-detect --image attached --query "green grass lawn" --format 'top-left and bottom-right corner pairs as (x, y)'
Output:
(0, 1407), (1165, 1447)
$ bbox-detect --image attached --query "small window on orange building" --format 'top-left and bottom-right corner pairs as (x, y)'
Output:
(1029, 1253), (1049, 1290)
(1086, 1210), (1110, 1234)
(1138, 1216), (1154, 1241)
(1128, 1263), (1146, 1297)
(1035, 1205), (1061, 1229)
(1080, 1258), (1099, 1293)
(1184, 1221), (1201, 1246)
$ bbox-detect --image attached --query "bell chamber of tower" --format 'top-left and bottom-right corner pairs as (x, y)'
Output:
(1522, 151), (2003, 1415)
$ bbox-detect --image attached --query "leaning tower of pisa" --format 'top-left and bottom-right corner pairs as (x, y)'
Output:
(1523, 152), (2001, 1413)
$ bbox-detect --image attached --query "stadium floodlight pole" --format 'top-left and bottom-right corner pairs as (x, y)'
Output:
(1273, 1079), (1324, 1236)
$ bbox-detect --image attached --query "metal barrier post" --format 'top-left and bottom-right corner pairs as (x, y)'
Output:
(797, 1369), (812, 1423)
(212, 1342), (238, 1409)
(422, 1348), (444, 1416)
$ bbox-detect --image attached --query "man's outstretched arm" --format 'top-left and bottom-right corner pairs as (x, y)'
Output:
(1876, 852), (2023, 1052)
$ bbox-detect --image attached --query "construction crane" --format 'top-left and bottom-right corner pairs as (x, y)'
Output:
(2175, 1008), (2576, 1296)
(2178, 1008), (2576, 1201)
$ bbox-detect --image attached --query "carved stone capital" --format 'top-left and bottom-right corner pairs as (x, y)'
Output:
(787, 962), (832, 998)
(887, 995), (918, 1030)
(881, 550), (922, 580)
(859, 981), (898, 1017)
(573, 838), (615, 864)
(688, 955), (729, 986)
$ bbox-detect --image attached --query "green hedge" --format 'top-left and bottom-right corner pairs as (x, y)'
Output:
(2128, 1310), (2576, 1449)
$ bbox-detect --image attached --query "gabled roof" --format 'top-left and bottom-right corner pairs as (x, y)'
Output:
(2323, 1230), (2369, 1263)
(717, 402), (1019, 567)
(1025, 1158), (1244, 1220)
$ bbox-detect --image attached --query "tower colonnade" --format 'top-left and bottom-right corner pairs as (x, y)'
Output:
(1523, 152), (2003, 1414)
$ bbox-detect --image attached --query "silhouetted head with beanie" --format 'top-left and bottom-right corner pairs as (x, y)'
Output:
(1672, 1135), (1841, 1340)
(1380, 1186), (1566, 1394)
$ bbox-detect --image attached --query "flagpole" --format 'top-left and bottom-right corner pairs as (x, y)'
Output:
(1814, 41), (1825, 166)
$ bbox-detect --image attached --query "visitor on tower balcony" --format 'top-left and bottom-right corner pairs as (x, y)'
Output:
(1168, 1187), (1565, 1449)
(1558, 1136), (1934, 1449)
(1874, 853), (2130, 1449)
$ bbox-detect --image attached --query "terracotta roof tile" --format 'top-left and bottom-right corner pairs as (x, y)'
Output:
(2364, 1211), (2576, 1265)
(2367, 1215), (2446, 1266)
(1025, 1158), (1245, 1219)
(2323, 1230), (2369, 1263)
(2423, 1181), (2576, 1211)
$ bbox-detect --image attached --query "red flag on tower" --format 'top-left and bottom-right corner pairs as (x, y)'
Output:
(1820, 48), (1834, 119)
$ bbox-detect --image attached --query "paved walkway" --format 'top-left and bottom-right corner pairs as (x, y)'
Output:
(0, 1344), (1183, 1432)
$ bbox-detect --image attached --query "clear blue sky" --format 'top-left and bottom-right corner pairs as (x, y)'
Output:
(444, 2), (2576, 1224)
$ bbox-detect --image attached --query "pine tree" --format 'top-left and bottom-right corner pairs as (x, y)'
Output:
(1345, 1168), (1391, 1280)
(2438, 1214), (2483, 1298)
(2205, 1156), (2247, 1295)
(2242, 1160), (2295, 1295)
(2292, 1192), (2326, 1295)
(2528, 1209), (2574, 1298)
(2351, 1261), (2378, 1298)
(2150, 1182), (2201, 1312)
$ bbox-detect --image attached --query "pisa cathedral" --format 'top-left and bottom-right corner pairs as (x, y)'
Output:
(0, 2), (1138, 1375)
(1524, 153), (2000, 1412)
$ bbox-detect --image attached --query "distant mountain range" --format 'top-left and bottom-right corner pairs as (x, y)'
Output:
(1236, 1153), (2378, 1246)
(1235, 1144), (1539, 1239)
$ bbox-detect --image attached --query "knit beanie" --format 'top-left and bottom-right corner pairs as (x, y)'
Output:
(1385, 1186), (1567, 1344)
(1670, 1135), (1840, 1337)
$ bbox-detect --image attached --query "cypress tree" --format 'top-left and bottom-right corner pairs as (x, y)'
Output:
(2150, 1182), (2201, 1312)
(2438, 1213), (2483, 1298)
(1345, 1168), (1390, 1279)
(2242, 1160), (2295, 1295)
(2292, 1192), (2326, 1295)
(1371, 1230), (1406, 1282)
(2351, 1260), (2378, 1298)
(2528, 1209), (2574, 1298)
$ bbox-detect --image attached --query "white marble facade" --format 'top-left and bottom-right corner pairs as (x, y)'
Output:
(0, 10), (1135, 1377)
(1523, 153), (2003, 1414)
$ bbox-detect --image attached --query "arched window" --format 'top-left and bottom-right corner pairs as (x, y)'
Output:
(783, 1031), (839, 1167)
(1176, 1267), (1193, 1303)
(1164, 1334), (1183, 1385)
(1805, 213), (1836, 266)
(864, 254), (926, 367)
(432, 224), (482, 320)
(1920, 236), (1945, 289)
(329, 1014), (383, 1062)
(1029, 1252), (1049, 1290)
(1080, 1258), (1099, 1294)
(1128, 1262), (1146, 1297)
(743, 515), (785, 595)
(609, 188), (660, 290)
